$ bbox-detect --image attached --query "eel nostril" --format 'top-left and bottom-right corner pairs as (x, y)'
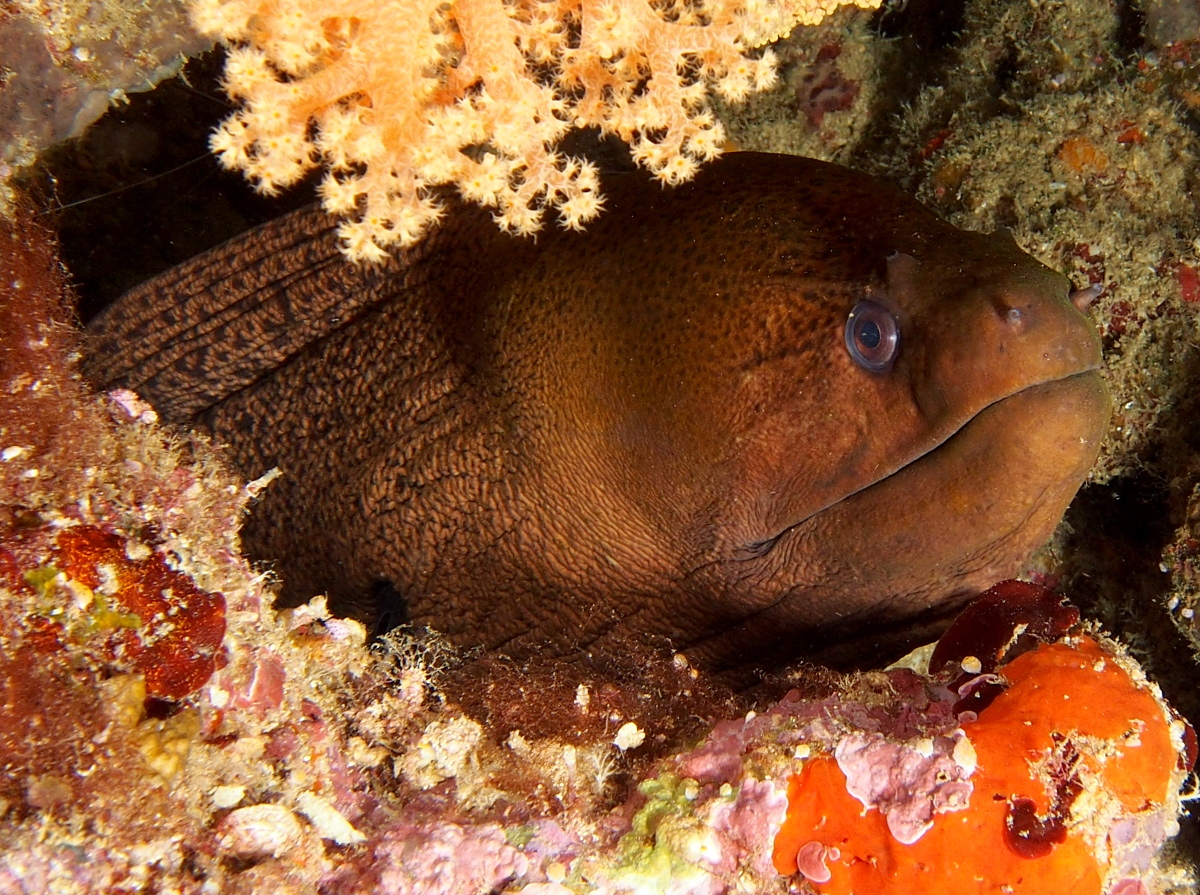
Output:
(1069, 283), (1103, 311)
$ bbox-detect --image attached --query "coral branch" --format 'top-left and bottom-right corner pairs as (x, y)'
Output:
(190, 0), (882, 259)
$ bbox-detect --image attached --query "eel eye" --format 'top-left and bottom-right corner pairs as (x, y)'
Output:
(845, 300), (900, 373)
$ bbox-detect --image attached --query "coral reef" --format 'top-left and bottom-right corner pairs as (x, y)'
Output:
(2, 212), (1195, 893)
(5, 0), (1200, 889)
(189, 0), (881, 258)
(772, 583), (1193, 894)
(714, 6), (881, 161)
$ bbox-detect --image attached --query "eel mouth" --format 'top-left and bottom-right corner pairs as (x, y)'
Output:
(750, 364), (1110, 560)
(689, 369), (1112, 672)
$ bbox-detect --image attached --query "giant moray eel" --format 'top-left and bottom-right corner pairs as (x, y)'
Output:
(84, 152), (1111, 673)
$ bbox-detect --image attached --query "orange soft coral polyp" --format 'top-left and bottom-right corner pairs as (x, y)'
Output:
(772, 634), (1185, 894)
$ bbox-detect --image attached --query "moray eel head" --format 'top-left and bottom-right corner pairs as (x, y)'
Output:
(510, 156), (1110, 671)
(681, 240), (1108, 670)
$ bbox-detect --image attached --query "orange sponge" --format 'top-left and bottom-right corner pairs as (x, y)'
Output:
(772, 633), (1189, 893)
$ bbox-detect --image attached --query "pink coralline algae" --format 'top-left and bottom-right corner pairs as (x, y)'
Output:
(703, 776), (791, 880)
(795, 43), (862, 128)
(833, 731), (974, 845)
(324, 823), (533, 895)
(213, 651), (288, 715)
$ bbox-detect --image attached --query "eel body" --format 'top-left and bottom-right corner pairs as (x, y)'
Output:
(85, 152), (1110, 672)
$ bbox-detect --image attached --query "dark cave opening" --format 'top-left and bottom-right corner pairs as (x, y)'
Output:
(31, 51), (312, 323)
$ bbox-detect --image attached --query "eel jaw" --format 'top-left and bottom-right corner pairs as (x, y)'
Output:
(681, 369), (1112, 675)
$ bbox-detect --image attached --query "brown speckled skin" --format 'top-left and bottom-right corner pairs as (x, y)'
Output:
(85, 153), (1110, 673)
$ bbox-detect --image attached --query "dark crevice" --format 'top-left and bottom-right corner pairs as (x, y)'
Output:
(1060, 475), (1185, 704)
(848, 0), (971, 168)
(990, 42), (1021, 98)
(872, 0), (967, 49)
(29, 50), (314, 323)
(1058, 473), (1200, 857)
(1114, 0), (1148, 59)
